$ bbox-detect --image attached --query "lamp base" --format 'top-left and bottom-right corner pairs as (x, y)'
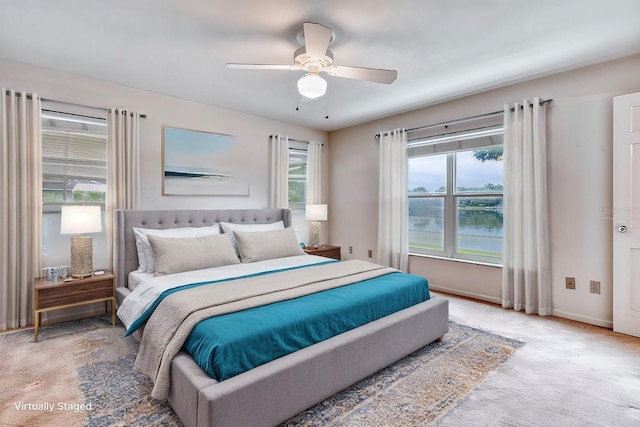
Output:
(70, 236), (93, 278)
(309, 221), (322, 248)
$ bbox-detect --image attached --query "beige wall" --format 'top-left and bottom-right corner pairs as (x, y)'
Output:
(1, 58), (329, 235)
(0, 59), (329, 322)
(328, 54), (640, 328)
(4, 55), (639, 327)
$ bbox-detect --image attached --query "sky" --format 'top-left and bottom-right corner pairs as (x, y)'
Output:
(408, 151), (503, 192)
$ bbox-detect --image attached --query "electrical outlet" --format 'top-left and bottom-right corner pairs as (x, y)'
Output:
(565, 277), (576, 290)
(349, 246), (353, 254)
(590, 280), (601, 294)
(368, 249), (373, 258)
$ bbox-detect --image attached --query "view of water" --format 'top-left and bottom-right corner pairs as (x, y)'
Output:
(409, 209), (503, 257)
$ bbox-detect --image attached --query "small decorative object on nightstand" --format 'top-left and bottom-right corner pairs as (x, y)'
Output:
(33, 271), (115, 342)
(303, 245), (341, 260)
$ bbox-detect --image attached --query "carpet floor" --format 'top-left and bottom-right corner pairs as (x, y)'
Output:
(0, 316), (521, 426)
(438, 292), (640, 427)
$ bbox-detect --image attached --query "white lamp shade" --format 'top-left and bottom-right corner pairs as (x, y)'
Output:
(60, 205), (102, 235)
(305, 204), (328, 221)
(297, 73), (327, 99)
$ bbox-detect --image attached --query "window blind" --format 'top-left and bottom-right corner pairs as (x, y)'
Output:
(42, 130), (107, 179)
(407, 127), (503, 157)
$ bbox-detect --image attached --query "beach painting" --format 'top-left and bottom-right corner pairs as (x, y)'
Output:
(162, 126), (249, 195)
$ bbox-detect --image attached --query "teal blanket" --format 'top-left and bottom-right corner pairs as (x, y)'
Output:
(183, 271), (430, 381)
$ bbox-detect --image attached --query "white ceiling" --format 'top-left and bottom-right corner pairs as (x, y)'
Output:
(1, 0), (640, 131)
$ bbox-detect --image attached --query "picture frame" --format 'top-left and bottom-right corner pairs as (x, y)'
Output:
(162, 126), (249, 196)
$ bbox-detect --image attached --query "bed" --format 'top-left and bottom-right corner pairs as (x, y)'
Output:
(115, 208), (449, 427)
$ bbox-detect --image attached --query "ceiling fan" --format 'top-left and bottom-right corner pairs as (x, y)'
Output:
(226, 22), (398, 100)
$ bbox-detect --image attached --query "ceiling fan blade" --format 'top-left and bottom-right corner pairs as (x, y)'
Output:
(303, 22), (332, 62)
(325, 65), (397, 84)
(226, 63), (295, 70)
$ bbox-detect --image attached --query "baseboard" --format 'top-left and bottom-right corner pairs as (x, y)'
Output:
(432, 286), (614, 329)
(430, 285), (502, 305)
(551, 309), (613, 329)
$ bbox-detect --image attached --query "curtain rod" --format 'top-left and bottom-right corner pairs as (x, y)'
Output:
(408, 123), (504, 143)
(40, 97), (147, 119)
(110, 108), (147, 119)
(42, 107), (148, 121)
(4, 90), (35, 99)
(7, 93), (148, 119)
(269, 135), (324, 146)
(376, 98), (553, 138)
(42, 108), (105, 122)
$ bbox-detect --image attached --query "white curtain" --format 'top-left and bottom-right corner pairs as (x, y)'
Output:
(269, 134), (289, 209)
(377, 128), (408, 271)
(502, 97), (551, 315)
(107, 108), (140, 271)
(306, 140), (323, 204)
(0, 89), (42, 330)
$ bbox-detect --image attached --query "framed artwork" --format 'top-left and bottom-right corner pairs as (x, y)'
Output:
(162, 126), (249, 195)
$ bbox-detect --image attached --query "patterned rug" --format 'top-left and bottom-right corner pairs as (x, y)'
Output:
(0, 316), (522, 427)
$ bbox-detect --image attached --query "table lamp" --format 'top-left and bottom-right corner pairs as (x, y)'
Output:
(305, 204), (327, 248)
(61, 205), (102, 278)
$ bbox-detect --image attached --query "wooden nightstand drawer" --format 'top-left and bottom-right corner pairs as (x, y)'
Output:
(34, 272), (115, 342)
(303, 245), (341, 260)
(37, 279), (114, 309)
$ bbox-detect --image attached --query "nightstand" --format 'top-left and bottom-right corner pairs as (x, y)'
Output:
(34, 271), (116, 342)
(303, 245), (341, 260)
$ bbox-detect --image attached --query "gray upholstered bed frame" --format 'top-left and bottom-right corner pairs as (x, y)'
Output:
(115, 208), (449, 427)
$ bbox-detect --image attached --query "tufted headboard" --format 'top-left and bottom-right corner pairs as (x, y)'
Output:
(115, 208), (291, 290)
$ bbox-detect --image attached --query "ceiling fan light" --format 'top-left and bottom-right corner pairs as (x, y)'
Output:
(297, 73), (327, 99)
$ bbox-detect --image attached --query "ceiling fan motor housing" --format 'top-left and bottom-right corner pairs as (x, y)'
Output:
(294, 47), (334, 68)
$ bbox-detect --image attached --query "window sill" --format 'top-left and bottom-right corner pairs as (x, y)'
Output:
(409, 252), (503, 268)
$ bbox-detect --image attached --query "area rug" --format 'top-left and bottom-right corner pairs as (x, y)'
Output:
(0, 316), (522, 427)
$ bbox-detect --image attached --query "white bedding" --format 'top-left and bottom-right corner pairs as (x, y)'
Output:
(128, 270), (153, 291)
(117, 254), (332, 331)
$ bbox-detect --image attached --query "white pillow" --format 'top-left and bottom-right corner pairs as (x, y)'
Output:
(234, 227), (305, 263)
(147, 234), (239, 276)
(132, 224), (220, 273)
(219, 220), (285, 256)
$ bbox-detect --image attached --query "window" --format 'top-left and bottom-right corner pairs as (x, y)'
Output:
(41, 107), (108, 268)
(408, 127), (504, 264)
(288, 144), (307, 209)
